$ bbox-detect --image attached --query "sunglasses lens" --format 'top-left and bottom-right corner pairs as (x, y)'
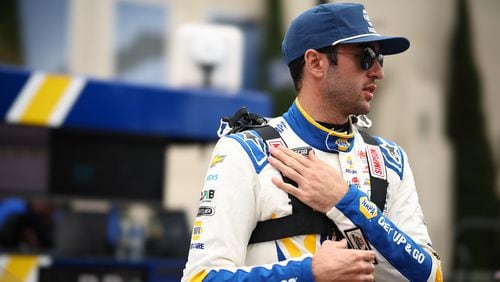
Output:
(378, 54), (384, 67)
(361, 48), (383, 70)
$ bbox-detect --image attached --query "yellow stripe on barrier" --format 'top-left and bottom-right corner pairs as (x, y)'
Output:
(20, 74), (71, 125)
(0, 255), (37, 282)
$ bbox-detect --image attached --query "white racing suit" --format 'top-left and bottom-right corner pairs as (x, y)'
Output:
(182, 100), (442, 281)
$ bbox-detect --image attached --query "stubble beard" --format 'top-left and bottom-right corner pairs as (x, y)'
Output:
(323, 68), (371, 121)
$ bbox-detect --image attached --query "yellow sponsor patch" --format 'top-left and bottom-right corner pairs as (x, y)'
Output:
(359, 196), (378, 219)
(192, 220), (203, 241)
(210, 154), (226, 168)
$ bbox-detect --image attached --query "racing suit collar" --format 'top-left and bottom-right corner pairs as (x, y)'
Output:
(283, 99), (356, 153)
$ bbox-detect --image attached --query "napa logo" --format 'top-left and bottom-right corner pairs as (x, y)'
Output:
(335, 138), (351, 151)
(359, 196), (378, 219)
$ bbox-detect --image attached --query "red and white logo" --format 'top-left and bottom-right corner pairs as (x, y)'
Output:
(366, 144), (386, 180)
(266, 138), (284, 149)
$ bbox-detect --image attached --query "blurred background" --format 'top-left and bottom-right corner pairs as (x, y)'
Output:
(0, 0), (499, 281)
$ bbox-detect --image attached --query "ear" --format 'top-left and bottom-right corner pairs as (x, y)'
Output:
(304, 49), (328, 79)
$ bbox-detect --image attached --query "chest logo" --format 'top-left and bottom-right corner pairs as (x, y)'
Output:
(335, 138), (351, 151)
(366, 144), (386, 180)
(210, 154), (226, 168)
(359, 196), (378, 219)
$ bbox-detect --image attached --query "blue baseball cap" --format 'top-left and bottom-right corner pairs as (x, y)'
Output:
(282, 3), (410, 65)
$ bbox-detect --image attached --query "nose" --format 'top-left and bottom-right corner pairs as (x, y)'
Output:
(368, 60), (384, 80)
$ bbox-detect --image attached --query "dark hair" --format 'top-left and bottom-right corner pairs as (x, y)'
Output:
(288, 45), (338, 92)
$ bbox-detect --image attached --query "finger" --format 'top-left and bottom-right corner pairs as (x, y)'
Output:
(362, 261), (376, 274)
(274, 146), (311, 168)
(359, 250), (376, 262)
(330, 239), (348, 249)
(269, 147), (298, 170)
(322, 239), (348, 249)
(271, 176), (302, 197)
(308, 148), (319, 161)
(267, 153), (287, 170)
(359, 274), (375, 282)
(268, 155), (303, 183)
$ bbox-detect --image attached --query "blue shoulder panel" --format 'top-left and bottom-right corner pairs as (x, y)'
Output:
(227, 130), (269, 174)
(374, 136), (405, 180)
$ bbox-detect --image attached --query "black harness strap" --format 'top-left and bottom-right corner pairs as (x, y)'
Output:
(249, 212), (333, 244)
(358, 130), (389, 212)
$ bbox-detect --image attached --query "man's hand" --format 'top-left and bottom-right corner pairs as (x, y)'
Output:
(268, 146), (348, 213)
(313, 240), (375, 282)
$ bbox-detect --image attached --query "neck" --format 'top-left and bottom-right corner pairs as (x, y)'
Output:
(296, 95), (349, 124)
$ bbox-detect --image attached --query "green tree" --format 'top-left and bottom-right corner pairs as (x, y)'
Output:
(0, 0), (22, 64)
(261, 0), (295, 115)
(446, 0), (499, 270)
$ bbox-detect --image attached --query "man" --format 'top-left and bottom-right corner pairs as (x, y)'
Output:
(182, 3), (442, 281)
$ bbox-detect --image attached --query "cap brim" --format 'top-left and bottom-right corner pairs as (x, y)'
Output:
(341, 35), (410, 55)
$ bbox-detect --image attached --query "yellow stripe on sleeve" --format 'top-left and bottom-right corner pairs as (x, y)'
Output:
(435, 264), (443, 282)
(189, 270), (208, 282)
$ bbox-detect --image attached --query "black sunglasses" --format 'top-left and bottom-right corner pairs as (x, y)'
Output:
(336, 47), (384, 70)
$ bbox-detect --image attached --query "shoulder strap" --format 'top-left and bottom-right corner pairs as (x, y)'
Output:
(249, 212), (333, 244)
(358, 130), (389, 211)
(248, 126), (335, 244)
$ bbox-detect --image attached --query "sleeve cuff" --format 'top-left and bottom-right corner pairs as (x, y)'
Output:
(326, 184), (359, 221)
(301, 257), (315, 282)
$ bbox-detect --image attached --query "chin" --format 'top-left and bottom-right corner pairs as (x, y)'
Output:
(357, 105), (371, 115)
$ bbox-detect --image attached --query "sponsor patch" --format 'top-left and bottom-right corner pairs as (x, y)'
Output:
(190, 242), (205, 250)
(292, 146), (312, 156)
(192, 220), (203, 241)
(274, 121), (287, 134)
(210, 154), (226, 168)
(359, 196), (378, 219)
(335, 138), (351, 151)
(350, 177), (360, 188)
(205, 174), (218, 181)
(197, 206), (215, 217)
(200, 189), (215, 203)
(366, 144), (386, 180)
(344, 228), (377, 264)
(266, 138), (284, 149)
